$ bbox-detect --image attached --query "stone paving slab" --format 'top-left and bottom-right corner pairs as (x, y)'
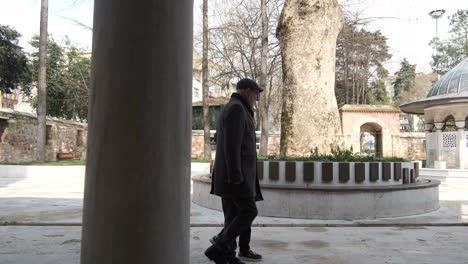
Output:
(1, 226), (468, 264)
(0, 164), (467, 225)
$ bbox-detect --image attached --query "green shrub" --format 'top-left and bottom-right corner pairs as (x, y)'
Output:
(258, 144), (409, 162)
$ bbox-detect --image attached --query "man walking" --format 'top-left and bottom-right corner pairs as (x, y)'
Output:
(205, 78), (264, 264)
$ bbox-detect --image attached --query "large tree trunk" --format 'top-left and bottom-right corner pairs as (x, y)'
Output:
(37, 0), (48, 162)
(258, 0), (269, 156)
(202, 0), (211, 160)
(277, 0), (343, 156)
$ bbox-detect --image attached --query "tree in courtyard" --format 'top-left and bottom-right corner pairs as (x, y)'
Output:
(367, 65), (390, 105)
(335, 19), (392, 106)
(200, 0), (284, 146)
(0, 25), (31, 93)
(37, 0), (49, 162)
(277, 0), (343, 155)
(393, 58), (416, 99)
(29, 36), (90, 121)
(258, 0), (269, 155)
(202, 0), (211, 160)
(392, 58), (418, 132)
(430, 9), (468, 74)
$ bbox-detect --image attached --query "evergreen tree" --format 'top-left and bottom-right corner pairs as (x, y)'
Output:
(0, 25), (31, 93)
(335, 20), (392, 105)
(430, 9), (468, 74)
(30, 36), (90, 120)
(368, 65), (390, 105)
(393, 58), (416, 98)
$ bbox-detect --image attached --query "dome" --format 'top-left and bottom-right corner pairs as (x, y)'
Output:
(427, 57), (468, 98)
(400, 57), (468, 114)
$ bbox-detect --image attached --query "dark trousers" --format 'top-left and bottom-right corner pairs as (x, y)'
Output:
(218, 198), (252, 253)
(216, 196), (258, 254)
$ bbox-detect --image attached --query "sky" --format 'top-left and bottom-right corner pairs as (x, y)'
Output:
(1, 0), (467, 74)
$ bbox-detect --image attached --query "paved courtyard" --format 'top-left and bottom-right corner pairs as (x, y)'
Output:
(1, 226), (468, 264)
(0, 163), (468, 263)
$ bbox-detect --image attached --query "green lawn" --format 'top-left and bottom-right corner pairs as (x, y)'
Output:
(191, 158), (210, 163)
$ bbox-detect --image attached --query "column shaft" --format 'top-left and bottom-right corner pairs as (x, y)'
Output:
(81, 0), (193, 263)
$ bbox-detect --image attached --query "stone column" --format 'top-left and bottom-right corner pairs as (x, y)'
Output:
(433, 122), (444, 168)
(80, 0), (192, 263)
(424, 123), (434, 133)
(277, 0), (343, 156)
(455, 121), (466, 169)
(424, 123), (434, 167)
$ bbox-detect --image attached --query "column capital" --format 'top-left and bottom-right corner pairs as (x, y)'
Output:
(455, 121), (466, 130)
(433, 122), (444, 130)
(424, 123), (434, 132)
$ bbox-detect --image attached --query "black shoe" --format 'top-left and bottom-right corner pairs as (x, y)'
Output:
(228, 256), (246, 264)
(205, 245), (228, 264)
(238, 250), (262, 262)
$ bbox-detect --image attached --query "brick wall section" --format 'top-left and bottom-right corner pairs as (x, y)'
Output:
(192, 131), (204, 158)
(340, 105), (401, 157)
(0, 110), (87, 163)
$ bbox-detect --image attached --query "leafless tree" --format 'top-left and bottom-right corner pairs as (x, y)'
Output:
(37, 0), (48, 162)
(202, 0), (211, 160)
(258, 0), (269, 155)
(195, 0), (284, 155)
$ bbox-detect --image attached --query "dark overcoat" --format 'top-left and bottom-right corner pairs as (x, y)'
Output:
(210, 93), (263, 201)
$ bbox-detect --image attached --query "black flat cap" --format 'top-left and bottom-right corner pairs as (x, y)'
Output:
(236, 78), (264, 92)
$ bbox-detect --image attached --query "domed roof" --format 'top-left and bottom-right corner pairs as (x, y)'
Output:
(400, 57), (468, 115)
(427, 57), (468, 98)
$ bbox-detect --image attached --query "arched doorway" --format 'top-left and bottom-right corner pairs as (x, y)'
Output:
(360, 122), (383, 157)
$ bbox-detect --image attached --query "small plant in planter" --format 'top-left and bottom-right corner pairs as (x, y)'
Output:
(258, 144), (408, 162)
(257, 145), (416, 184)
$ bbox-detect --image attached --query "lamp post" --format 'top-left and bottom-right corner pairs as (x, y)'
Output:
(429, 9), (445, 38)
(429, 9), (446, 79)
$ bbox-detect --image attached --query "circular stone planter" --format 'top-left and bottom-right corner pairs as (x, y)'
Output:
(192, 161), (440, 220)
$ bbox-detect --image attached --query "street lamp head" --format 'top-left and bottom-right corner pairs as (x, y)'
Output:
(429, 9), (446, 19)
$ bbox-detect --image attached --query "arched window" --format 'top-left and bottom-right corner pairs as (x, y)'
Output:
(442, 115), (457, 132)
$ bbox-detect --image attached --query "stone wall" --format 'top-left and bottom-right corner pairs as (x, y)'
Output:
(340, 105), (401, 157)
(0, 110), (87, 163)
(191, 130), (205, 158)
(393, 133), (426, 161)
(191, 130), (215, 158)
(191, 131), (281, 158)
(190, 131), (425, 160)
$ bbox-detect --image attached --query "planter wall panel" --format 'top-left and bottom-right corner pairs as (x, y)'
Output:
(285, 162), (296, 182)
(339, 163), (350, 182)
(394, 163), (402, 181)
(370, 163), (379, 182)
(269, 162), (279, 181)
(354, 163), (365, 183)
(257, 161), (264, 180)
(382, 163), (391, 181)
(303, 162), (314, 182)
(322, 163), (333, 182)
